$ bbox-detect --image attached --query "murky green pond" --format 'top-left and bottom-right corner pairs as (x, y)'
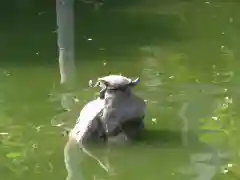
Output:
(1, 1), (240, 180)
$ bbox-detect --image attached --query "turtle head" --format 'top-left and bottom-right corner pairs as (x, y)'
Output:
(92, 75), (140, 99)
(95, 76), (140, 90)
(93, 80), (108, 88)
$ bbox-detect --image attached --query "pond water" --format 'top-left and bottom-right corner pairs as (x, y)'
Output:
(1, 1), (240, 180)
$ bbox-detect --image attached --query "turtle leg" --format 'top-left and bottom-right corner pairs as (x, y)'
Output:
(106, 116), (145, 143)
(121, 116), (145, 140)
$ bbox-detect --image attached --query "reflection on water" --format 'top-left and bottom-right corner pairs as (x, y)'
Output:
(64, 139), (84, 180)
(1, 0), (240, 180)
(178, 151), (230, 180)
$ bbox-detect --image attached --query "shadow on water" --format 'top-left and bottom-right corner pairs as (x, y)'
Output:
(138, 129), (184, 147)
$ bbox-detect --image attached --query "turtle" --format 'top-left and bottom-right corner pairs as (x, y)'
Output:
(68, 74), (145, 146)
(92, 75), (140, 99)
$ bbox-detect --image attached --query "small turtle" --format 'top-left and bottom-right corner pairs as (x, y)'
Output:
(93, 75), (140, 99)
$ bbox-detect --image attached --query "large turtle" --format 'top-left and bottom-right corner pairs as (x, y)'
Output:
(69, 75), (138, 142)
(92, 75), (140, 99)
(69, 74), (145, 146)
(90, 75), (145, 140)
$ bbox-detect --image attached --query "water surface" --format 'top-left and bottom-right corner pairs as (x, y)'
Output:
(1, 1), (240, 180)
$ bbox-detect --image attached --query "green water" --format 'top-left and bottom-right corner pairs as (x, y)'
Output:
(1, 1), (240, 180)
